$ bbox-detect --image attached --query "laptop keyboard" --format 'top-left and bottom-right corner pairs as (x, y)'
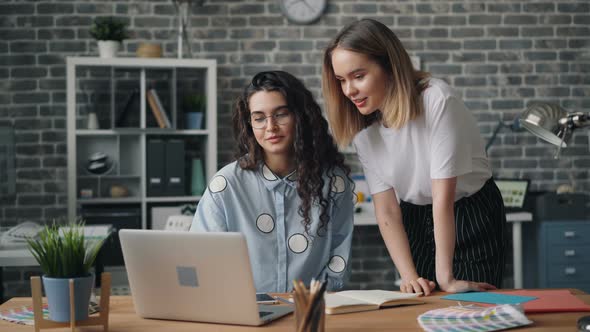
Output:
(259, 311), (273, 318)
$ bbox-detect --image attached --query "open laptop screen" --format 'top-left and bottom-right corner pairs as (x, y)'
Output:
(495, 179), (530, 209)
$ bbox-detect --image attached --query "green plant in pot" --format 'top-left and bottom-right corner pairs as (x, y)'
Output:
(89, 17), (129, 58)
(184, 94), (206, 129)
(27, 222), (104, 322)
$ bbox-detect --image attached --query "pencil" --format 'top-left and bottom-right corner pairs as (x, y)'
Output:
(298, 280), (327, 332)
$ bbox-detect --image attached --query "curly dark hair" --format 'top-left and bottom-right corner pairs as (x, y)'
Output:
(233, 71), (351, 236)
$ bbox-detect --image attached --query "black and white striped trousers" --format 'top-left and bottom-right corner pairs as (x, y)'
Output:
(400, 178), (507, 288)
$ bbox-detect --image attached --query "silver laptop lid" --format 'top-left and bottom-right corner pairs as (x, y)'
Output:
(119, 230), (263, 325)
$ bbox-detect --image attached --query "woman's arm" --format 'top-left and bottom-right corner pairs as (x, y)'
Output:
(431, 177), (457, 287)
(320, 176), (355, 291)
(373, 189), (436, 295)
(190, 184), (228, 232)
(432, 177), (495, 293)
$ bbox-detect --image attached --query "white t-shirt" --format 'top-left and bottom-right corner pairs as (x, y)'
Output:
(353, 78), (491, 205)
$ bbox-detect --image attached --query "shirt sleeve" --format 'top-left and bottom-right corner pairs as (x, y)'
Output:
(317, 175), (354, 291)
(190, 185), (228, 232)
(353, 135), (392, 195)
(428, 96), (473, 179)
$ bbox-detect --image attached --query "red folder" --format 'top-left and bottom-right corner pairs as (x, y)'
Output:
(495, 290), (590, 313)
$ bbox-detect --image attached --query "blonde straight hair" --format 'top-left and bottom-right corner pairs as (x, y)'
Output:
(322, 19), (430, 147)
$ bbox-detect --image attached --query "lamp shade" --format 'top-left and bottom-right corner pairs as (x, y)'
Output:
(519, 103), (569, 147)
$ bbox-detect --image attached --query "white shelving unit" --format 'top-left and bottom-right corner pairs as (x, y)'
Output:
(66, 57), (217, 229)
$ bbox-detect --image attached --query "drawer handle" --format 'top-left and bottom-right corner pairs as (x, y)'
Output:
(564, 231), (575, 238)
(565, 267), (576, 275)
(564, 250), (576, 257)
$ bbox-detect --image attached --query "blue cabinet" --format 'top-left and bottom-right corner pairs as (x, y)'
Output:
(538, 220), (590, 292)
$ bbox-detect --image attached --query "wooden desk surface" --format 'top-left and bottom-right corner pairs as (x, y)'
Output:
(1, 291), (589, 331)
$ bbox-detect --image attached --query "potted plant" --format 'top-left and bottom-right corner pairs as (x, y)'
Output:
(27, 222), (104, 322)
(89, 17), (129, 58)
(184, 94), (206, 129)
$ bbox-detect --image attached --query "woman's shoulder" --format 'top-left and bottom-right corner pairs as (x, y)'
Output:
(422, 78), (459, 103)
(323, 166), (352, 195)
(323, 165), (349, 179)
(352, 121), (381, 147)
(208, 161), (256, 192)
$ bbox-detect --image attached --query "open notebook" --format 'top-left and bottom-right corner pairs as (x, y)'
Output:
(324, 290), (423, 315)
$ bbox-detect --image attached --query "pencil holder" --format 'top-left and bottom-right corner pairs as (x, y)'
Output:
(295, 297), (325, 332)
(293, 280), (326, 332)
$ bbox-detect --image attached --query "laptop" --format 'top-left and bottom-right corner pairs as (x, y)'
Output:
(119, 230), (293, 326)
(494, 179), (530, 213)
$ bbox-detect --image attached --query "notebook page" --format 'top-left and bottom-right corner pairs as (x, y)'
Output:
(335, 290), (420, 305)
(324, 293), (370, 308)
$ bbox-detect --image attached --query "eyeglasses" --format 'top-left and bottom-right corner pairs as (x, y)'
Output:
(249, 111), (292, 129)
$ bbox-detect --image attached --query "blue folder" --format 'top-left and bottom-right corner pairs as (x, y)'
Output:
(442, 292), (537, 305)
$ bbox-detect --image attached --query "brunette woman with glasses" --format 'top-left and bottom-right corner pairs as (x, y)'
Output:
(190, 71), (354, 293)
(322, 19), (507, 295)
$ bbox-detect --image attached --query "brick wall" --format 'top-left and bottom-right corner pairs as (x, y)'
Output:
(1, 0), (588, 297)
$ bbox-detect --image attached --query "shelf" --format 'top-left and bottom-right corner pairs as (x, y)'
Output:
(68, 57), (217, 230)
(68, 56), (216, 69)
(76, 129), (210, 136)
(145, 196), (202, 203)
(143, 129), (210, 135)
(77, 175), (140, 179)
(76, 129), (140, 136)
(79, 197), (142, 204)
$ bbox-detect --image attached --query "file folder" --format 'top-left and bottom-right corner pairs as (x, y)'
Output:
(165, 139), (185, 196)
(147, 139), (165, 196)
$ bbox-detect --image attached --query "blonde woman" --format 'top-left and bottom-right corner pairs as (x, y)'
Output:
(322, 19), (506, 295)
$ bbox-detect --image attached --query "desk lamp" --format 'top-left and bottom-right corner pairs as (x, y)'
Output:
(519, 103), (590, 159)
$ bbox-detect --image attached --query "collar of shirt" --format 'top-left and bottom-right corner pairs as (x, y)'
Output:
(259, 164), (297, 191)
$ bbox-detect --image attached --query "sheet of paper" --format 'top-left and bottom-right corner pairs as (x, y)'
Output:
(0, 302), (99, 326)
(442, 292), (536, 305)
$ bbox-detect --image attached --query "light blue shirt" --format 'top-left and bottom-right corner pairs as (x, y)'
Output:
(190, 161), (354, 293)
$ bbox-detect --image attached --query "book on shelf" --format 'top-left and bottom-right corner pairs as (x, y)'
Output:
(147, 88), (172, 128)
(324, 290), (423, 315)
(147, 89), (166, 128)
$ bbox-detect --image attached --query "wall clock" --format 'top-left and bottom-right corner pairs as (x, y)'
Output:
(279, 0), (327, 25)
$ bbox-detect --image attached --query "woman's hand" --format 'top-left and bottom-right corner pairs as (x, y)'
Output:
(439, 279), (496, 293)
(400, 277), (437, 296)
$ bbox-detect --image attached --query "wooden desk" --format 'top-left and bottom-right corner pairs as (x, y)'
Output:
(1, 291), (588, 331)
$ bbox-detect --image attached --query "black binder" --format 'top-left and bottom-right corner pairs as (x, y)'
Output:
(115, 89), (139, 127)
(147, 139), (166, 196)
(164, 139), (186, 196)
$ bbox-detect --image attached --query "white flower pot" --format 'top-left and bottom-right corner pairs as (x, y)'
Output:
(97, 40), (120, 58)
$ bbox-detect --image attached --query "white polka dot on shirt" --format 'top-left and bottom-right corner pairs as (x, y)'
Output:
(256, 214), (275, 233)
(288, 233), (308, 254)
(328, 255), (346, 273)
(208, 175), (227, 193)
(331, 175), (345, 193)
